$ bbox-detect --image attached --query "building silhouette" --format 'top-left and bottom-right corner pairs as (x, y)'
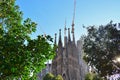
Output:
(38, 0), (88, 79)
(38, 26), (88, 80)
(51, 25), (88, 80)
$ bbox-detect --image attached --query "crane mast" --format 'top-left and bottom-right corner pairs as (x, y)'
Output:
(71, 0), (76, 33)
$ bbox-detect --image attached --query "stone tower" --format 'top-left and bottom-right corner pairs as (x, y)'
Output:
(52, 25), (81, 80)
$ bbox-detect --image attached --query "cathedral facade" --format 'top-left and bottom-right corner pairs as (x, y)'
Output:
(38, 26), (88, 80)
(51, 25), (88, 80)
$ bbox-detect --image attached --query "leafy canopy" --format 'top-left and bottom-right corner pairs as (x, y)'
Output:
(83, 21), (120, 77)
(43, 73), (63, 80)
(0, 0), (55, 79)
(85, 73), (103, 80)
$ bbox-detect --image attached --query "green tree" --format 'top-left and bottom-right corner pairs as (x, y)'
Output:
(85, 73), (103, 80)
(83, 21), (120, 77)
(43, 73), (54, 80)
(93, 75), (103, 80)
(85, 73), (93, 80)
(43, 73), (63, 80)
(55, 75), (63, 80)
(0, 0), (55, 79)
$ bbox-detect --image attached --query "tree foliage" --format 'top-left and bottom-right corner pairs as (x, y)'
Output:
(43, 73), (63, 80)
(85, 73), (92, 80)
(43, 73), (54, 80)
(85, 73), (103, 80)
(0, 0), (55, 79)
(55, 75), (63, 80)
(83, 21), (120, 77)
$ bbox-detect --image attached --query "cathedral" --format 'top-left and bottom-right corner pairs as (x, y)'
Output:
(52, 26), (79, 80)
(38, 25), (88, 80)
(51, 22), (88, 80)
(38, 0), (88, 79)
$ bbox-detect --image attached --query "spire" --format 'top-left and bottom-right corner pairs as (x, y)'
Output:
(54, 33), (57, 45)
(64, 19), (67, 47)
(58, 29), (62, 46)
(71, 0), (76, 43)
(68, 28), (71, 42)
(72, 27), (75, 43)
(64, 19), (67, 37)
(72, 34), (75, 43)
(59, 29), (61, 42)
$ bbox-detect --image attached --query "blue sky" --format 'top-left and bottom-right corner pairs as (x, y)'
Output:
(16, 0), (120, 41)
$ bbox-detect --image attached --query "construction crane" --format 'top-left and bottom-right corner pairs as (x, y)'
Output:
(71, 0), (76, 33)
